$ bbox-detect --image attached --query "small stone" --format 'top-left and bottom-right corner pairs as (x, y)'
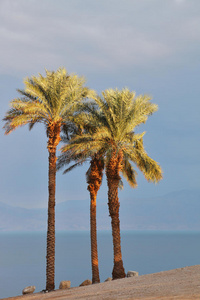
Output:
(104, 277), (112, 282)
(127, 271), (139, 277)
(22, 286), (36, 295)
(59, 280), (71, 289)
(79, 279), (92, 286)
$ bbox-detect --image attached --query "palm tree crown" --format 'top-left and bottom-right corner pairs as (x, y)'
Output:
(3, 68), (93, 136)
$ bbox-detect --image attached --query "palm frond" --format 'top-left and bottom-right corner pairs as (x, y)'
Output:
(132, 139), (163, 183)
(62, 161), (85, 174)
(121, 154), (138, 188)
(3, 67), (94, 138)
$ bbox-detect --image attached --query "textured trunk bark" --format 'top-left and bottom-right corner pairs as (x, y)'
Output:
(90, 189), (100, 283)
(88, 157), (103, 284)
(46, 123), (61, 291)
(106, 152), (126, 280)
(46, 147), (56, 291)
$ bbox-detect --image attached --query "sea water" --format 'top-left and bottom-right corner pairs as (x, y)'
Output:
(0, 231), (200, 299)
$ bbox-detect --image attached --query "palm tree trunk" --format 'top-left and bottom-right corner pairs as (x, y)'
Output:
(90, 188), (100, 283)
(106, 153), (126, 280)
(46, 123), (61, 291)
(87, 156), (103, 284)
(46, 147), (56, 291)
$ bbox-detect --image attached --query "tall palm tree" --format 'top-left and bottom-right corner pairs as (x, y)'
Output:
(63, 88), (163, 279)
(57, 123), (104, 283)
(3, 68), (94, 291)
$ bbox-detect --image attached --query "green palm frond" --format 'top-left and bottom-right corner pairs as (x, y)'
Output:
(62, 161), (85, 174)
(57, 142), (89, 176)
(130, 138), (163, 183)
(121, 153), (138, 188)
(85, 164), (92, 183)
(3, 68), (94, 137)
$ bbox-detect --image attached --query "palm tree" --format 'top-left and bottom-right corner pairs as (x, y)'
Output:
(62, 88), (163, 279)
(57, 123), (104, 283)
(87, 155), (104, 283)
(3, 68), (94, 291)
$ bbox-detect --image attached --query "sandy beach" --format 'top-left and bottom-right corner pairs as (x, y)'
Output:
(3, 265), (200, 300)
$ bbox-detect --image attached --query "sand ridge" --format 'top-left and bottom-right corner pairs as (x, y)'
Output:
(3, 265), (200, 300)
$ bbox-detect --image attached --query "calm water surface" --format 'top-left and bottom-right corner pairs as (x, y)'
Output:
(0, 231), (200, 299)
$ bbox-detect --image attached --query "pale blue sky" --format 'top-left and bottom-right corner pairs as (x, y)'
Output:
(0, 0), (199, 208)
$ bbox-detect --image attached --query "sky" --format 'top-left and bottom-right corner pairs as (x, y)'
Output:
(0, 0), (199, 209)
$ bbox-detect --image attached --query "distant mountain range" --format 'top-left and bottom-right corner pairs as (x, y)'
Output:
(0, 189), (200, 231)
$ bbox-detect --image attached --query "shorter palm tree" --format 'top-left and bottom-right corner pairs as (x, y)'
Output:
(57, 122), (104, 283)
(87, 155), (104, 283)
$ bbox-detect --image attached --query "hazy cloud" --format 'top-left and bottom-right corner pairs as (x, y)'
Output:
(0, 0), (200, 76)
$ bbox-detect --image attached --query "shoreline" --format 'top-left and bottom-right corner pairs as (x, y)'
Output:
(3, 265), (200, 300)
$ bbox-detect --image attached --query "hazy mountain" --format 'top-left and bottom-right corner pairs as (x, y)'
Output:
(0, 189), (199, 232)
(0, 202), (46, 231)
(119, 189), (200, 231)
